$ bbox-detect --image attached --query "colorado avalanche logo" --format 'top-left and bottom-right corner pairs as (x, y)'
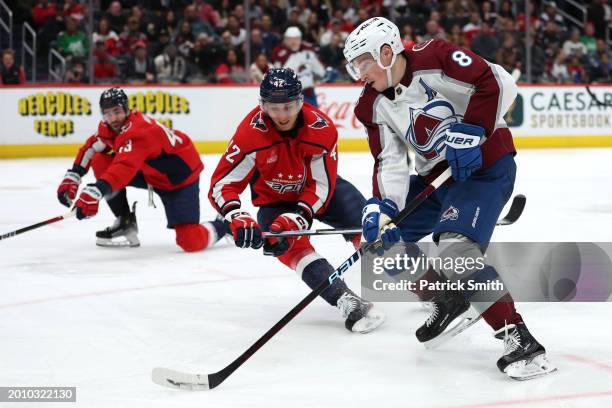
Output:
(441, 206), (459, 222)
(250, 111), (268, 132)
(406, 100), (463, 160)
(308, 111), (329, 129)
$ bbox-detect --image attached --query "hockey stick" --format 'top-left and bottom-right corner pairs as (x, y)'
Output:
(585, 84), (612, 107)
(263, 194), (527, 238)
(151, 168), (453, 391)
(0, 210), (76, 241)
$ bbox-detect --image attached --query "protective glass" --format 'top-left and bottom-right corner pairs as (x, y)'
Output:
(346, 55), (377, 81)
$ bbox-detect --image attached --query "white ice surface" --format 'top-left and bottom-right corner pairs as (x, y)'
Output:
(1, 150), (612, 408)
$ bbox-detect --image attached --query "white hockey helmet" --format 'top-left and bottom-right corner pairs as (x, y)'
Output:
(343, 17), (403, 82)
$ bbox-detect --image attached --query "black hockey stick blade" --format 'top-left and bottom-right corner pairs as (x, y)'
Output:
(151, 168), (453, 391)
(0, 210), (75, 241)
(496, 194), (526, 226)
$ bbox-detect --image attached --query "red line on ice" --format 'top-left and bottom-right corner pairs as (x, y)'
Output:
(444, 389), (612, 408)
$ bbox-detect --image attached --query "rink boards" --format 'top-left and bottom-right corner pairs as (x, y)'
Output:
(1, 83), (612, 158)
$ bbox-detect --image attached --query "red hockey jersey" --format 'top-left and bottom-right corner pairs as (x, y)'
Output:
(209, 103), (338, 217)
(73, 110), (203, 192)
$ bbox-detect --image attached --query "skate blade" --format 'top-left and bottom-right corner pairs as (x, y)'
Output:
(506, 354), (558, 381)
(351, 307), (386, 334)
(424, 308), (482, 350)
(96, 236), (140, 248)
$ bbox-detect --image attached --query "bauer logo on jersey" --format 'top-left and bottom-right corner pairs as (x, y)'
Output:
(264, 175), (306, 195)
(308, 111), (329, 129)
(250, 111), (268, 132)
(406, 100), (463, 160)
(441, 206), (459, 222)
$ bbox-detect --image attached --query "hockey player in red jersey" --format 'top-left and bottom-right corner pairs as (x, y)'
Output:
(209, 68), (384, 333)
(57, 87), (226, 251)
(344, 18), (556, 379)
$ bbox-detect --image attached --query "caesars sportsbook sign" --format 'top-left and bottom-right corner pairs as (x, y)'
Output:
(1, 84), (612, 156)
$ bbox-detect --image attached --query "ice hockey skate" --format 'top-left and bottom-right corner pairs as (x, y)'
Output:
(416, 289), (481, 349)
(96, 204), (139, 248)
(494, 323), (557, 381)
(337, 291), (386, 334)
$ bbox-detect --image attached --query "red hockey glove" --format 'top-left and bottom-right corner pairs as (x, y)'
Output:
(57, 170), (81, 207)
(263, 212), (311, 257)
(225, 209), (263, 249)
(75, 184), (103, 220)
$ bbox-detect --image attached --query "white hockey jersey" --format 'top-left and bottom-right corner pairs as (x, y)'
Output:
(354, 39), (518, 210)
(272, 43), (326, 91)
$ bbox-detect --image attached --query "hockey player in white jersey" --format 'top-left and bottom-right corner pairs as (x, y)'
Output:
(344, 17), (556, 380)
(272, 26), (326, 106)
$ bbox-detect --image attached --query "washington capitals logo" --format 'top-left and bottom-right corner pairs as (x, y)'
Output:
(308, 112), (329, 129)
(441, 206), (459, 222)
(250, 111), (268, 132)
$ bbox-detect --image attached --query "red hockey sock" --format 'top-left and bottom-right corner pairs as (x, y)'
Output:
(175, 224), (210, 252)
(481, 293), (523, 330)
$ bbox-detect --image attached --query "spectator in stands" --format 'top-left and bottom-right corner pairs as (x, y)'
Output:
(309, 0), (330, 28)
(187, 33), (223, 83)
(568, 56), (588, 83)
(563, 29), (588, 60)
(462, 12), (481, 46)
(150, 28), (171, 60)
(124, 41), (155, 83)
(293, 0), (313, 28)
(540, 1), (565, 31)
(480, 1), (496, 24)
(250, 52), (272, 83)
(57, 15), (89, 58)
(319, 32), (344, 70)
(246, 29), (267, 63)
(93, 17), (120, 57)
(180, 4), (217, 39)
(422, 20), (446, 41)
(283, 8), (307, 37)
(226, 14), (246, 47)
(517, 1), (540, 32)
(320, 18), (346, 47)
(93, 40), (118, 84)
(64, 57), (86, 83)
(539, 20), (563, 59)
(32, 0), (57, 28)
(401, 24), (416, 50)
(119, 16), (148, 56)
(260, 14), (280, 56)
(164, 10), (178, 39)
(154, 44), (187, 83)
(0, 49), (26, 85)
(220, 30), (236, 54)
(448, 24), (466, 47)
(498, 1), (514, 19)
(217, 0), (234, 28)
(551, 50), (570, 83)
(471, 21), (499, 63)
(264, 0), (287, 30)
(304, 13), (324, 45)
(216, 49), (248, 83)
(62, 0), (83, 20)
(195, 0), (220, 27)
(496, 33), (522, 76)
(590, 52), (612, 82)
(587, 0), (611, 40)
(175, 21), (196, 57)
(581, 23), (598, 55)
(105, 1), (125, 35)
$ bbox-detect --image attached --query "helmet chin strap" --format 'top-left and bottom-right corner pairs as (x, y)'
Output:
(377, 53), (398, 89)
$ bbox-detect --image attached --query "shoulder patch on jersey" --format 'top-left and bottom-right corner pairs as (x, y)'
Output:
(412, 39), (434, 52)
(250, 111), (268, 132)
(308, 111), (329, 129)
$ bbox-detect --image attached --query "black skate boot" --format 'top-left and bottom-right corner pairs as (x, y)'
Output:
(416, 289), (479, 347)
(336, 291), (386, 334)
(494, 323), (557, 380)
(96, 204), (139, 248)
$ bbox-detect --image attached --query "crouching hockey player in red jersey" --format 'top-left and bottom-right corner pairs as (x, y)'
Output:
(344, 18), (556, 379)
(56, 87), (226, 251)
(209, 68), (385, 333)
